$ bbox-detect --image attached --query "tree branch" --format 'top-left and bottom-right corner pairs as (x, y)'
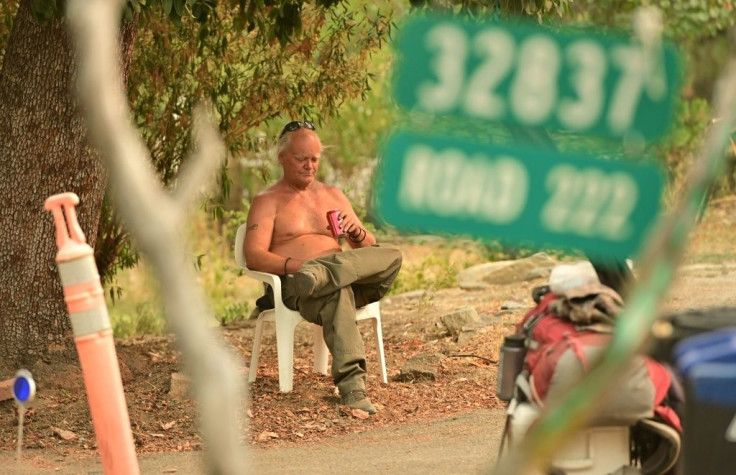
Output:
(66, 1), (248, 473)
(172, 104), (226, 217)
(449, 354), (498, 364)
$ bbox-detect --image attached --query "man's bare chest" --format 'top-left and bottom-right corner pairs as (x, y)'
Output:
(273, 193), (338, 238)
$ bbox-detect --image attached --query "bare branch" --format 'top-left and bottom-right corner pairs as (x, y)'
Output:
(66, 1), (249, 473)
(172, 104), (226, 216)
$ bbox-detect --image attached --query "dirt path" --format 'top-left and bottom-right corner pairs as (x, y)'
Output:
(3, 408), (505, 474)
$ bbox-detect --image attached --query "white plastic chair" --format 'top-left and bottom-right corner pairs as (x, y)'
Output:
(234, 224), (388, 392)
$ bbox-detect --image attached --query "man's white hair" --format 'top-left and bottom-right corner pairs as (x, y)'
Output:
(277, 128), (323, 156)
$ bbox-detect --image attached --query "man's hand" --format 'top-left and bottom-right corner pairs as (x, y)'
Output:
(333, 209), (376, 248)
(326, 188), (377, 248)
(337, 210), (363, 238)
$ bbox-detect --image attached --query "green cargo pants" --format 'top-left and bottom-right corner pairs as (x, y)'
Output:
(278, 245), (402, 396)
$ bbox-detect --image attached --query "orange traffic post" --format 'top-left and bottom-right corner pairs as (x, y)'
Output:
(44, 192), (139, 475)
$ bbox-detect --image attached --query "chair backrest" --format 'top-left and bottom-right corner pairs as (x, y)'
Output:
(234, 223), (247, 268)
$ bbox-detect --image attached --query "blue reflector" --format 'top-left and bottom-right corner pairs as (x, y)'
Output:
(12, 369), (36, 404)
(13, 378), (30, 402)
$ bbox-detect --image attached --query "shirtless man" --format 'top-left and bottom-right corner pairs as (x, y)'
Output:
(244, 121), (402, 414)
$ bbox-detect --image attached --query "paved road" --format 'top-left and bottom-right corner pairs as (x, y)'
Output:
(5, 408), (506, 474)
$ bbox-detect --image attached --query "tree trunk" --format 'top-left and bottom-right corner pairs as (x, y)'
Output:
(0, 0), (136, 370)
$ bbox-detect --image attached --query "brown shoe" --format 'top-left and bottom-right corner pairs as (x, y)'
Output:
(341, 389), (376, 414)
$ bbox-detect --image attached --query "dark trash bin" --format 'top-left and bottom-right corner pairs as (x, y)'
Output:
(649, 307), (736, 364)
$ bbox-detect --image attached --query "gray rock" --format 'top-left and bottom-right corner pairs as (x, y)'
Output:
(464, 321), (487, 330)
(457, 253), (557, 287)
(480, 313), (503, 325)
(457, 322), (487, 345)
(500, 301), (528, 310)
(169, 372), (191, 401)
(458, 282), (491, 291)
(457, 261), (511, 289)
(524, 267), (552, 281)
(440, 306), (481, 337)
(397, 352), (447, 382)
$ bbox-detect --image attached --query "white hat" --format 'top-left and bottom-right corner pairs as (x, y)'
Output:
(549, 261), (600, 294)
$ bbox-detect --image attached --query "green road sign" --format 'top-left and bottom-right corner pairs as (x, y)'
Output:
(393, 16), (681, 140)
(375, 131), (665, 259)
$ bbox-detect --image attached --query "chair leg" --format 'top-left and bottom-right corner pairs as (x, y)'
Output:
(313, 324), (329, 375)
(373, 316), (388, 384)
(249, 317), (266, 383)
(274, 312), (301, 393)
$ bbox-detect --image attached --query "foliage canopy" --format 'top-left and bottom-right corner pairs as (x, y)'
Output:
(2, 0), (735, 287)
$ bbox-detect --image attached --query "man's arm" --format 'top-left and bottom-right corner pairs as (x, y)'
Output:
(330, 189), (376, 249)
(243, 194), (304, 274)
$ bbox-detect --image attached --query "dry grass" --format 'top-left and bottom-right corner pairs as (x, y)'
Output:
(682, 196), (736, 263)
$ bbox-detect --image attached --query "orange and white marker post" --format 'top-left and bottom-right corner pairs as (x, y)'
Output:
(44, 192), (139, 475)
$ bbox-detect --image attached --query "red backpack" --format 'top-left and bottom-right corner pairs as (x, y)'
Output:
(516, 292), (606, 374)
(515, 289), (680, 430)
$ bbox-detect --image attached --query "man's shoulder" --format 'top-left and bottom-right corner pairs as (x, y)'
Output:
(255, 182), (291, 199)
(251, 186), (282, 211)
(320, 183), (345, 197)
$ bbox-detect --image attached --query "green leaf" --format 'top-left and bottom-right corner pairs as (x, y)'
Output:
(194, 254), (205, 272)
(31, 0), (58, 22)
(173, 0), (185, 17)
(123, 4), (134, 21)
(672, 129), (691, 148)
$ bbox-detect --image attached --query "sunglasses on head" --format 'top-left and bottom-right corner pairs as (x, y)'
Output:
(279, 120), (316, 138)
